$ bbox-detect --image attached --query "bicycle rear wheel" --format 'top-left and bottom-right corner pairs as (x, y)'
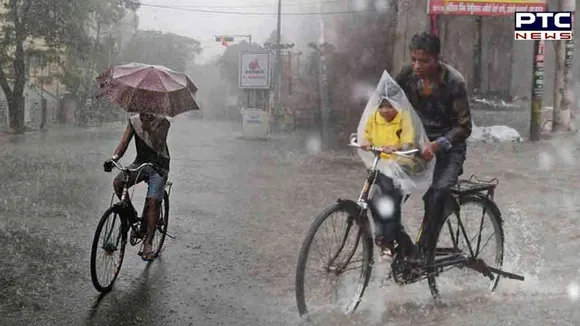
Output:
(152, 191), (170, 258)
(90, 207), (127, 292)
(427, 194), (504, 301)
(295, 200), (373, 317)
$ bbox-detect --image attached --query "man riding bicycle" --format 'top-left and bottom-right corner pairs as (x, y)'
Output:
(394, 32), (472, 257)
(104, 113), (170, 261)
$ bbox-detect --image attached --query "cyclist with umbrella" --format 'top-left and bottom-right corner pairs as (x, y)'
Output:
(97, 63), (199, 261)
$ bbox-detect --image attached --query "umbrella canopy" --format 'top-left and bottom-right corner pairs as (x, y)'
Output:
(96, 63), (200, 117)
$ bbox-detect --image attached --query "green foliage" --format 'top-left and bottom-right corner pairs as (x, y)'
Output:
(0, 0), (132, 130)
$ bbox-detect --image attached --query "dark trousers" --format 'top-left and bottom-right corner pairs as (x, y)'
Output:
(419, 142), (467, 250)
(369, 173), (414, 256)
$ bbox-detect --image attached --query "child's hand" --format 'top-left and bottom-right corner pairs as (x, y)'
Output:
(360, 142), (371, 151)
(380, 146), (399, 153)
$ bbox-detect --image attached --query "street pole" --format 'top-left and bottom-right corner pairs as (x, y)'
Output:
(552, 0), (575, 131)
(530, 39), (545, 141)
(274, 0), (282, 112)
(318, 21), (330, 149)
(473, 17), (482, 94)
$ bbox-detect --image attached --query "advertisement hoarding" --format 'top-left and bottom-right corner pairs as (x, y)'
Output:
(238, 51), (271, 89)
(427, 0), (546, 16)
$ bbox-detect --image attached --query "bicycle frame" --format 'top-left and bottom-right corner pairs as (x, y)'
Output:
(346, 134), (524, 283)
(107, 161), (156, 229)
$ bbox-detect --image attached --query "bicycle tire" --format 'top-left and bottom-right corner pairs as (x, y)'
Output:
(295, 200), (373, 317)
(90, 206), (128, 292)
(153, 190), (170, 258)
(427, 194), (505, 300)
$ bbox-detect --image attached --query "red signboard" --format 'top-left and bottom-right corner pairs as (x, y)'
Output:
(428, 1), (546, 16)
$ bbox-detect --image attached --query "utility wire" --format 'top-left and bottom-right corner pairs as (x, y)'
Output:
(134, 1), (378, 16)
(144, 0), (345, 9)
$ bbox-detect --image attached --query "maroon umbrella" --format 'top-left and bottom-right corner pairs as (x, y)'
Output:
(96, 63), (200, 117)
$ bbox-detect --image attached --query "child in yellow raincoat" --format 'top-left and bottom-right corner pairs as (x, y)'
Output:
(361, 97), (417, 258)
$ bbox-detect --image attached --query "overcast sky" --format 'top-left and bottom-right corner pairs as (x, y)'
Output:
(137, 0), (324, 63)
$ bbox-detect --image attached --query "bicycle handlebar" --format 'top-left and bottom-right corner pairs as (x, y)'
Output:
(348, 141), (419, 158)
(110, 160), (153, 173)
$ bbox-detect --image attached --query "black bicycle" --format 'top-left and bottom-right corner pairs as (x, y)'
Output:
(90, 160), (173, 292)
(295, 134), (525, 316)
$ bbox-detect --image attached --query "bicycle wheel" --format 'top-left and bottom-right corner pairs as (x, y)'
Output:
(90, 207), (128, 292)
(152, 190), (170, 258)
(295, 200), (373, 317)
(427, 194), (505, 301)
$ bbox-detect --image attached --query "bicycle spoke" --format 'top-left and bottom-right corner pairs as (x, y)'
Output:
(475, 207), (487, 256)
(339, 262), (365, 273)
(457, 216), (476, 258)
(476, 232), (496, 256)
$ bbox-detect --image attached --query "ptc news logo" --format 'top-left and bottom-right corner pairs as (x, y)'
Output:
(514, 12), (574, 40)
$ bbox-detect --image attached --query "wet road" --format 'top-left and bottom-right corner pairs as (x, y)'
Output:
(0, 120), (300, 325)
(1, 119), (580, 325)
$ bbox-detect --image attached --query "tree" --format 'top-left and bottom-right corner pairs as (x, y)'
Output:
(0, 0), (102, 131)
(120, 30), (202, 73)
(56, 0), (132, 125)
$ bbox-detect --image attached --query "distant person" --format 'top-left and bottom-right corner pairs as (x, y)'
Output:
(394, 32), (472, 257)
(104, 113), (170, 261)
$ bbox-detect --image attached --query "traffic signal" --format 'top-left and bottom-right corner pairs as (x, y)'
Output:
(215, 36), (234, 47)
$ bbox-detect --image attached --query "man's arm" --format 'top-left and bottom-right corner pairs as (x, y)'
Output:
(440, 81), (472, 148)
(112, 122), (134, 160)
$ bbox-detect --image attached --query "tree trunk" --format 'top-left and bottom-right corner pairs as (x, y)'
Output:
(7, 94), (25, 131)
(552, 0), (575, 132)
(5, 0), (29, 133)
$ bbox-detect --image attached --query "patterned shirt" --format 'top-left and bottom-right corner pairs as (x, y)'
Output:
(395, 62), (472, 150)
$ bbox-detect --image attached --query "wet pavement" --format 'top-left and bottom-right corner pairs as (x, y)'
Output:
(1, 118), (580, 325)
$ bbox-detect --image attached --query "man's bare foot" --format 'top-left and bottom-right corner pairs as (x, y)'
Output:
(141, 242), (155, 261)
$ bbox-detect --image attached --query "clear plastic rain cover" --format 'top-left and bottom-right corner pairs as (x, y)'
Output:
(356, 70), (435, 195)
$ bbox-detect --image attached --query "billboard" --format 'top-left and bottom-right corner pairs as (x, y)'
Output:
(428, 0), (546, 16)
(238, 51), (272, 89)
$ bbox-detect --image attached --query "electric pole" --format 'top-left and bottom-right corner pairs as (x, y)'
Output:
(552, 0), (575, 132)
(530, 39), (545, 141)
(274, 0), (282, 111)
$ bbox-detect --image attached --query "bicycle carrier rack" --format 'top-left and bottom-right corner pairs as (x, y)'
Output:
(450, 175), (499, 200)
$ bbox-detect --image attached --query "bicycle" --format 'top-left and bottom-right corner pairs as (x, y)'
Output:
(294, 133), (525, 317)
(90, 160), (173, 292)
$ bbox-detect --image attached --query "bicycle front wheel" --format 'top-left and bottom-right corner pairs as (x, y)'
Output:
(427, 194), (505, 301)
(295, 200), (373, 317)
(90, 207), (127, 292)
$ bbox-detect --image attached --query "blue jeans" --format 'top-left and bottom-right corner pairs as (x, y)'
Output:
(114, 164), (167, 201)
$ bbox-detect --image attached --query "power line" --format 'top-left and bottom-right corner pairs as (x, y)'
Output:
(135, 1), (377, 16)
(144, 0), (344, 9)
